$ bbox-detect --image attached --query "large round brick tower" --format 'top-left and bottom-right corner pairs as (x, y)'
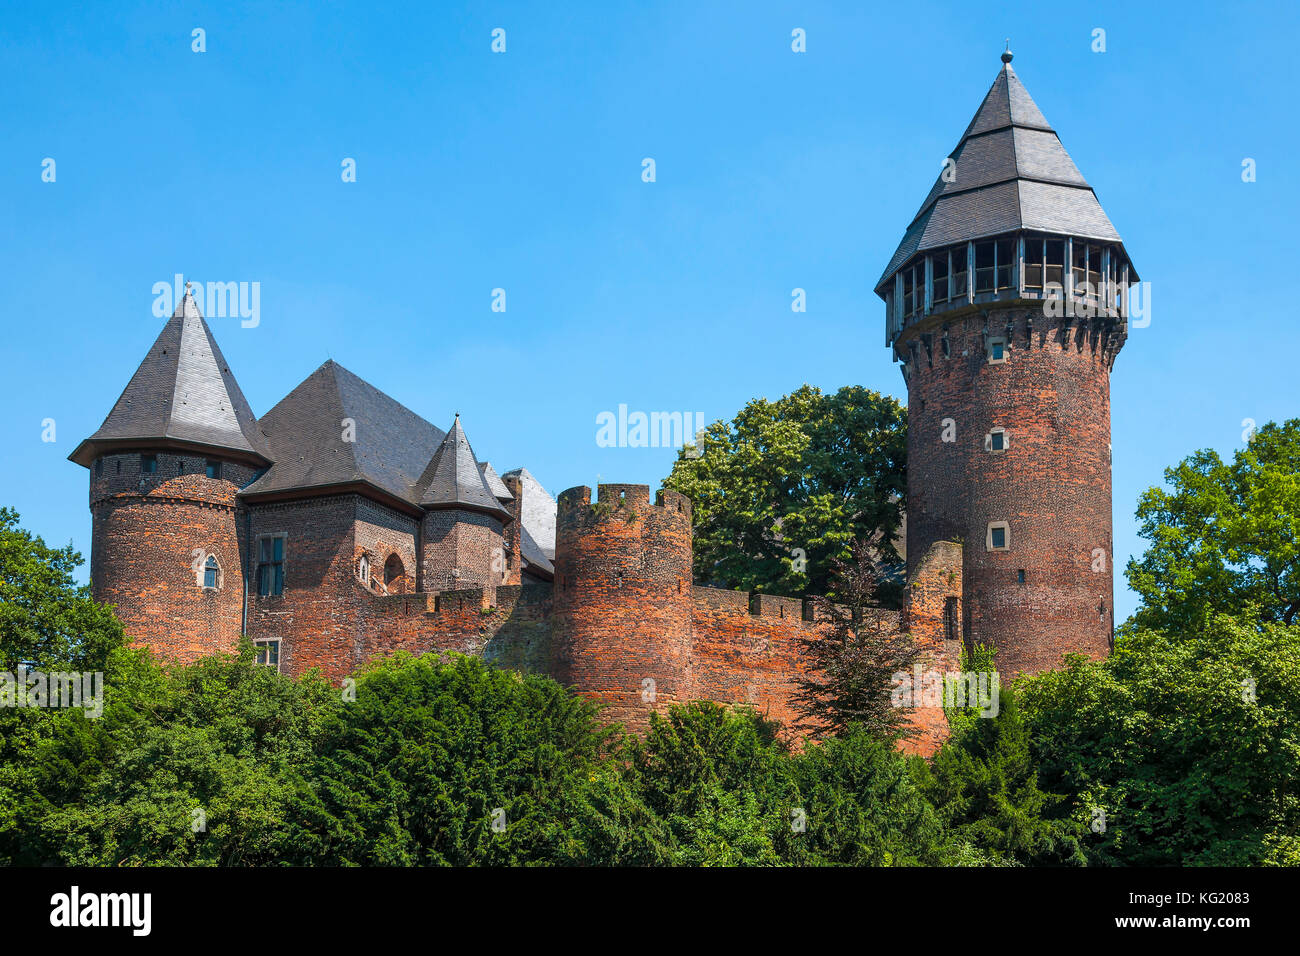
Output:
(551, 484), (694, 730)
(875, 50), (1138, 677)
(69, 290), (272, 660)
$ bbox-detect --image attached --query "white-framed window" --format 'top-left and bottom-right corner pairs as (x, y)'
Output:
(254, 640), (281, 670)
(203, 554), (221, 589)
(987, 521), (1010, 551)
(985, 427), (1009, 452)
(987, 336), (1007, 364)
(358, 553), (370, 585)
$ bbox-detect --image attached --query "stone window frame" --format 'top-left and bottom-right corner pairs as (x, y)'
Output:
(986, 521), (1010, 551)
(985, 427), (1009, 452)
(256, 533), (287, 597)
(253, 639), (281, 672)
(357, 552), (371, 586)
(987, 335), (1008, 364)
(202, 554), (222, 590)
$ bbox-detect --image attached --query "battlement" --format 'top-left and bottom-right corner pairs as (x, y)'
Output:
(557, 484), (692, 524)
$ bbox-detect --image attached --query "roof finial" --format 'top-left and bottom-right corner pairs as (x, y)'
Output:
(1001, 39), (1013, 64)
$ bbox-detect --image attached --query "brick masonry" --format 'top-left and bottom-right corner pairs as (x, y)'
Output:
(901, 305), (1116, 677)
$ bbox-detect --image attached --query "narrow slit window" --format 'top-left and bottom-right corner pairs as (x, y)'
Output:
(975, 241), (995, 292)
(951, 245), (968, 299)
(932, 251), (949, 303)
(995, 239), (1014, 290)
(1024, 238), (1044, 290)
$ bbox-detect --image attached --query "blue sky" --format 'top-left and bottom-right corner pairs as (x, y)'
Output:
(2, 0), (1296, 622)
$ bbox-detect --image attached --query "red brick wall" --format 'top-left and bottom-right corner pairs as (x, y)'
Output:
(903, 306), (1116, 676)
(897, 540), (963, 756)
(89, 451), (252, 660)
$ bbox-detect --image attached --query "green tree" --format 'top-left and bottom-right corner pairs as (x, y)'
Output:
(920, 686), (1086, 866)
(290, 652), (668, 866)
(663, 384), (906, 601)
(1, 640), (339, 866)
(1126, 419), (1300, 632)
(1019, 616), (1300, 866)
(0, 507), (124, 671)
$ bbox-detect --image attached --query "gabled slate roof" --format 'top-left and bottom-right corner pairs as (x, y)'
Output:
(876, 53), (1128, 293)
(417, 416), (512, 519)
(240, 361), (446, 506)
(70, 291), (270, 467)
(478, 462), (514, 502)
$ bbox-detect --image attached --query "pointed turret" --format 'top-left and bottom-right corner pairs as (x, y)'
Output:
(418, 416), (511, 519)
(876, 49), (1137, 351)
(70, 289), (270, 467)
(878, 50), (1136, 679)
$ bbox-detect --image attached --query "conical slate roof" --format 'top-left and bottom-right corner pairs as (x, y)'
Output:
(417, 416), (511, 518)
(241, 361), (446, 505)
(478, 462), (514, 502)
(69, 291), (270, 467)
(876, 53), (1129, 292)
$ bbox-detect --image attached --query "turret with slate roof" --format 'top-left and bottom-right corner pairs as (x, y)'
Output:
(880, 49), (1136, 678)
(70, 288), (270, 468)
(877, 46), (1137, 361)
(417, 415), (513, 590)
(70, 288), (268, 662)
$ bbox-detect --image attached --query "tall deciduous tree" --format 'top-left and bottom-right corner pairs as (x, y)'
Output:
(662, 384), (906, 601)
(1126, 419), (1300, 632)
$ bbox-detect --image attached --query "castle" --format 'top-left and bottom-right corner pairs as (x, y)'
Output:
(70, 53), (1134, 754)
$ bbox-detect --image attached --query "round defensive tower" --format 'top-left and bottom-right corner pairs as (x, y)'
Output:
(551, 484), (694, 730)
(87, 452), (258, 659)
(875, 51), (1137, 676)
(70, 290), (272, 661)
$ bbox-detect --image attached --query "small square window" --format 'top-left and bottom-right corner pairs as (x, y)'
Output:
(987, 522), (1010, 551)
(254, 640), (280, 669)
(988, 337), (1007, 363)
(140, 454), (157, 474)
(987, 428), (1007, 452)
(205, 460), (222, 480)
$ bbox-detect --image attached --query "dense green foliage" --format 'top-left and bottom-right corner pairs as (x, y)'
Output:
(1019, 617), (1300, 866)
(662, 384), (906, 602)
(1126, 418), (1300, 632)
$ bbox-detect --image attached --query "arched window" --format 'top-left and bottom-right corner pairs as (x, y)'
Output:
(384, 554), (405, 591)
(203, 555), (220, 589)
(358, 554), (370, 585)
